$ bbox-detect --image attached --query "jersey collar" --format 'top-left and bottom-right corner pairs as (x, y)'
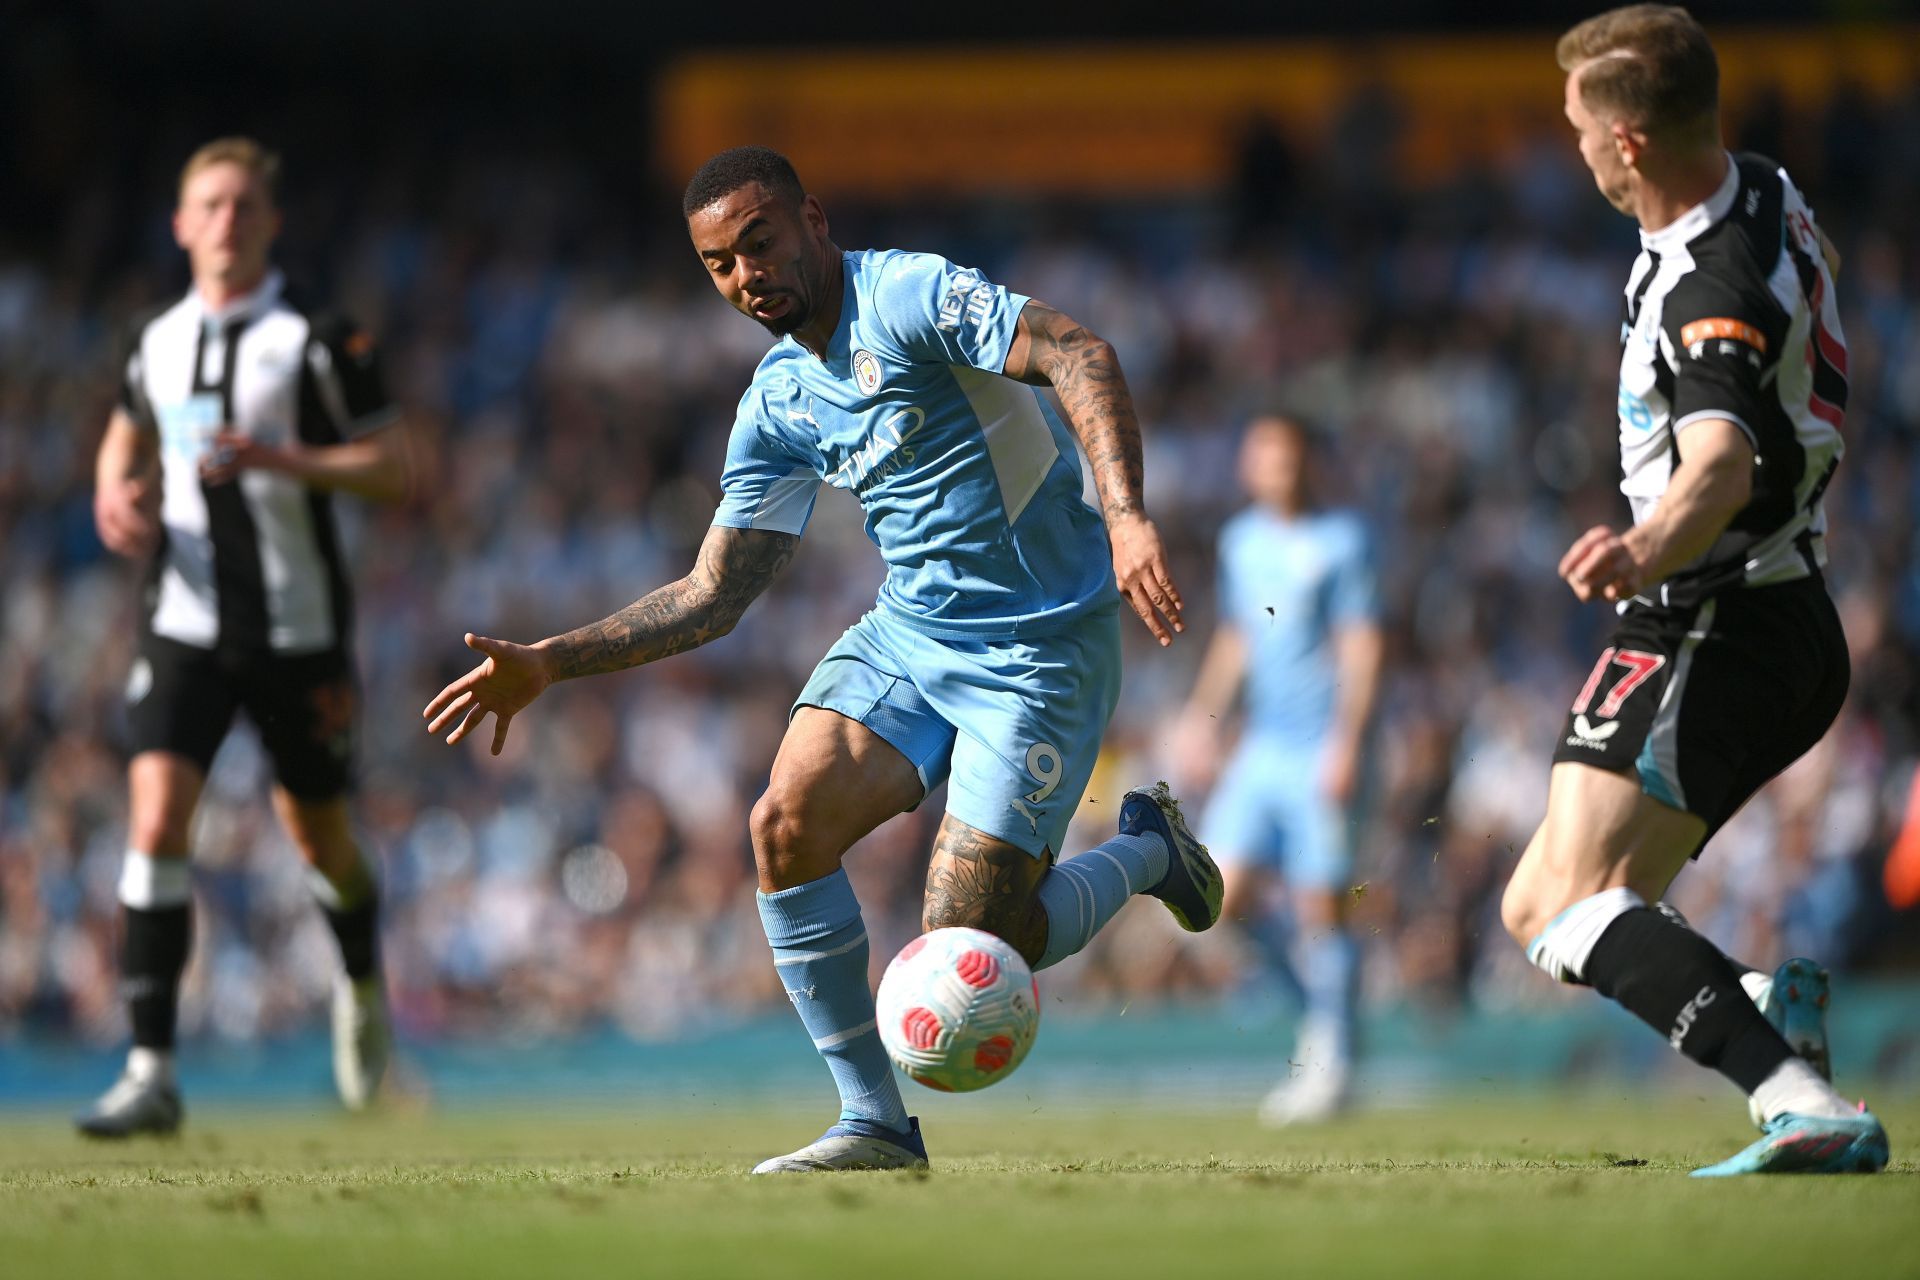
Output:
(188, 268), (285, 327)
(1639, 154), (1738, 254)
(819, 253), (855, 368)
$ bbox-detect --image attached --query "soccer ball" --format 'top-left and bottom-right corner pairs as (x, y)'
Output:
(876, 927), (1040, 1092)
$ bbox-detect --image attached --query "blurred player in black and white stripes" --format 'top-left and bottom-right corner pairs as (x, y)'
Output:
(79, 138), (411, 1136)
(1498, 6), (1887, 1176)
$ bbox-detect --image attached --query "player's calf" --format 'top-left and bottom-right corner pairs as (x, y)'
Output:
(1522, 885), (1858, 1123)
(922, 817), (1050, 964)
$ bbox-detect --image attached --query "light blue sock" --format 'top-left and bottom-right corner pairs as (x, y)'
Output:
(1035, 832), (1169, 970)
(757, 869), (908, 1131)
(1298, 926), (1360, 1067)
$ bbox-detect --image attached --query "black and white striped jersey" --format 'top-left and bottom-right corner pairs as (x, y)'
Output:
(118, 270), (396, 653)
(1616, 152), (1846, 606)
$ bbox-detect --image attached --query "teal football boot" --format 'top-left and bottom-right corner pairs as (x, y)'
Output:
(1692, 1108), (1888, 1177)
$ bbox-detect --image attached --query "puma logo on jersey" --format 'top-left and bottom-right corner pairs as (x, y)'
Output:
(1008, 797), (1041, 835)
(786, 396), (821, 429)
(1565, 714), (1621, 750)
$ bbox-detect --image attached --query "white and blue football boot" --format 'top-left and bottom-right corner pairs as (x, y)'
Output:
(751, 1116), (929, 1174)
(1692, 1107), (1889, 1177)
(1122, 782), (1224, 933)
(333, 974), (391, 1111)
(75, 1072), (183, 1139)
(1746, 957), (1831, 1129)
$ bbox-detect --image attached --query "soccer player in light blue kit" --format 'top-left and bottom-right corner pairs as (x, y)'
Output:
(425, 147), (1222, 1172)
(1173, 414), (1383, 1125)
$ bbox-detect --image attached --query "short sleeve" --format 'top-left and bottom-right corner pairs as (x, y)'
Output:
(1215, 524), (1242, 626)
(867, 253), (1029, 375)
(711, 388), (821, 537)
(117, 319), (156, 432)
(1329, 519), (1381, 627)
(307, 314), (398, 437)
(1662, 285), (1778, 452)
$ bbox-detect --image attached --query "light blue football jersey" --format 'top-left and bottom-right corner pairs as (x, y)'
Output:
(1217, 506), (1379, 749)
(712, 249), (1116, 641)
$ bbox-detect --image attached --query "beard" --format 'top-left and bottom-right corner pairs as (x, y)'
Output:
(750, 248), (830, 336)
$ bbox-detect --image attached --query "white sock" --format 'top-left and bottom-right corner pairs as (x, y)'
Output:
(1738, 969), (1773, 1009)
(127, 1045), (174, 1088)
(1750, 1057), (1853, 1123)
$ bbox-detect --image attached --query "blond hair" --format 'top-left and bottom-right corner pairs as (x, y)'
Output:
(178, 137), (281, 203)
(1557, 5), (1718, 139)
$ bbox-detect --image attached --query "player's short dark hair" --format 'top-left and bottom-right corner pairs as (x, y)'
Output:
(1557, 5), (1718, 138)
(682, 146), (806, 220)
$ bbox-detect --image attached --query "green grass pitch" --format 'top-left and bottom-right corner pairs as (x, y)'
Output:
(2, 1094), (1913, 1279)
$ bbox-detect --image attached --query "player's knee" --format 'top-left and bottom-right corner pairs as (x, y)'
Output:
(292, 831), (361, 886)
(1499, 875), (1545, 949)
(748, 790), (795, 863)
(1295, 887), (1344, 930)
(749, 787), (835, 887)
(1500, 827), (1579, 947)
(129, 796), (195, 857)
(1218, 868), (1262, 925)
(1500, 859), (1600, 950)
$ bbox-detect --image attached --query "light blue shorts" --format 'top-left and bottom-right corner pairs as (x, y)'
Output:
(795, 606), (1122, 859)
(1204, 736), (1355, 890)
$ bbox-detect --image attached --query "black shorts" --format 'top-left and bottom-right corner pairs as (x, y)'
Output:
(125, 634), (358, 800)
(1551, 575), (1848, 845)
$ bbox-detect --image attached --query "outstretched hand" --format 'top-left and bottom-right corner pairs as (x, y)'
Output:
(1109, 513), (1184, 646)
(423, 633), (553, 755)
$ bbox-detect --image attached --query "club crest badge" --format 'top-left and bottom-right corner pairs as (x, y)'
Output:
(852, 349), (883, 396)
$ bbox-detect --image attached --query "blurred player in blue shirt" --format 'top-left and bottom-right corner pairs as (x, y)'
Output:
(426, 147), (1222, 1172)
(1174, 414), (1383, 1125)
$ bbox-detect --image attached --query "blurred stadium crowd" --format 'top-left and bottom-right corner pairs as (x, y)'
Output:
(3, 69), (1917, 1052)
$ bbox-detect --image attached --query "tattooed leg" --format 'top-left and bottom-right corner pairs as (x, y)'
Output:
(923, 816), (1051, 966)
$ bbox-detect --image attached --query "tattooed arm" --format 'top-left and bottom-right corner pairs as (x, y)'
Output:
(423, 524), (798, 754)
(540, 524), (798, 677)
(1002, 300), (1184, 645)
